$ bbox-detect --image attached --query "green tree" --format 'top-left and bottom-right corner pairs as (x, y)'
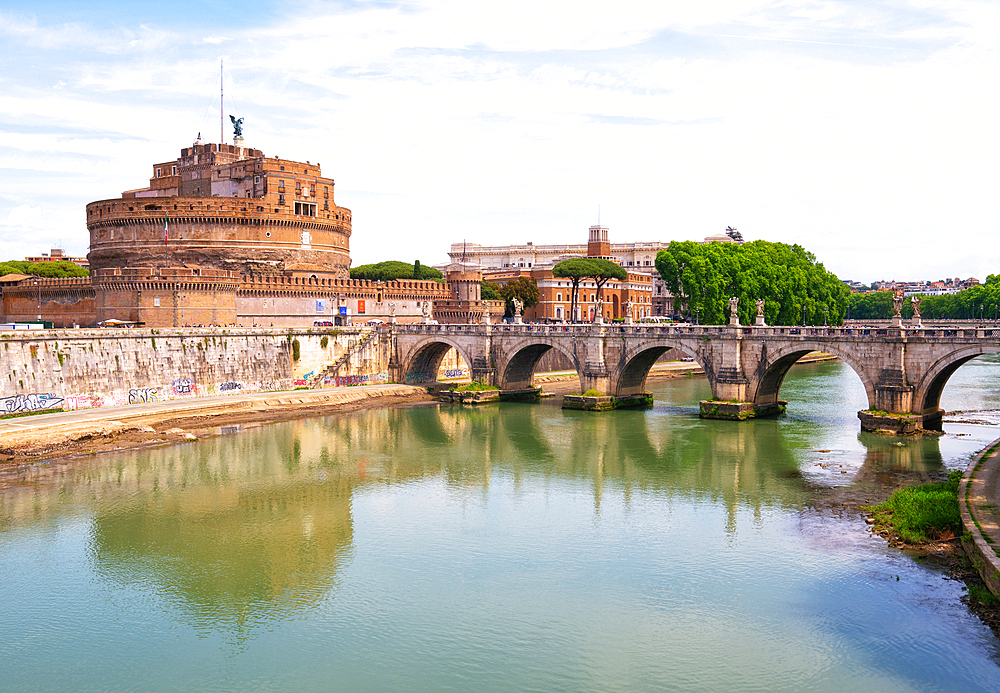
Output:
(654, 240), (849, 325)
(553, 258), (599, 322)
(0, 260), (89, 278)
(481, 281), (502, 301)
(349, 261), (443, 282)
(586, 259), (628, 320)
(498, 277), (539, 317)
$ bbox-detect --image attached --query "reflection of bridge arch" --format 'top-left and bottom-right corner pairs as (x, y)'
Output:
(753, 342), (875, 408)
(914, 345), (1000, 425)
(616, 340), (705, 396)
(397, 337), (475, 384)
(498, 337), (581, 390)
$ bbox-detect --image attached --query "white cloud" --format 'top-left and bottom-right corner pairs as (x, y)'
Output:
(0, 1), (996, 281)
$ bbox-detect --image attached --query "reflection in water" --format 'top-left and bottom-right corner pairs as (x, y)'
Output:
(1, 358), (999, 691)
(86, 429), (354, 643)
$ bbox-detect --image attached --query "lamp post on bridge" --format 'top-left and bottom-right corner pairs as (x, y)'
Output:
(802, 305), (806, 327)
(824, 306), (828, 327)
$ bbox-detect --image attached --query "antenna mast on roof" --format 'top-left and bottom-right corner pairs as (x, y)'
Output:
(220, 60), (224, 144)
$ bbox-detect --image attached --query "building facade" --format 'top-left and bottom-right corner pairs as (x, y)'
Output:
(479, 226), (655, 323)
(1, 139), (449, 328)
(447, 230), (738, 320)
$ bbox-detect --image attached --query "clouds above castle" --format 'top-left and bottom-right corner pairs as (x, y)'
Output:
(1, 1), (997, 282)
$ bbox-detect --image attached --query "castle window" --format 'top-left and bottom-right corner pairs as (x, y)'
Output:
(324, 186), (329, 199)
(155, 168), (162, 178)
(279, 194), (285, 204)
(294, 202), (317, 217)
(278, 180), (284, 190)
(172, 166), (177, 175)
(280, 166), (285, 171)
(254, 176), (260, 184)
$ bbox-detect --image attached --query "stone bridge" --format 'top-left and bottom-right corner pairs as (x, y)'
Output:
(389, 322), (1000, 431)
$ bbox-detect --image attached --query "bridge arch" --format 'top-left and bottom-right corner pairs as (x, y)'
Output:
(616, 340), (705, 397)
(914, 345), (1000, 426)
(752, 342), (876, 409)
(397, 336), (476, 385)
(498, 338), (581, 390)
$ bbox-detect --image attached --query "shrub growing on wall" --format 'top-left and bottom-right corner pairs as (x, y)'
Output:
(292, 339), (301, 361)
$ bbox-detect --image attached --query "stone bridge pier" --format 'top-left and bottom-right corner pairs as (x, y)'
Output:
(389, 323), (999, 432)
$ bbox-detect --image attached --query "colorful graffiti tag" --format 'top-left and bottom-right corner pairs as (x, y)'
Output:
(326, 372), (391, 387)
(128, 388), (159, 405)
(172, 378), (195, 395)
(1, 392), (64, 413)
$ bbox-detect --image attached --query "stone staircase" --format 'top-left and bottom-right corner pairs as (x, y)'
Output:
(306, 329), (378, 388)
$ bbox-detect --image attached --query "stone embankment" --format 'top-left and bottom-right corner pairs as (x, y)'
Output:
(0, 384), (431, 473)
(960, 438), (1000, 596)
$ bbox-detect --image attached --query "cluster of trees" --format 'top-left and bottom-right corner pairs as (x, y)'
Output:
(0, 260), (89, 278)
(848, 274), (1000, 321)
(349, 260), (443, 282)
(654, 240), (849, 325)
(552, 258), (628, 321)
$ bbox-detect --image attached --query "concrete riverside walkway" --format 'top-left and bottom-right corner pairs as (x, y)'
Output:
(960, 437), (1000, 596)
(0, 384), (426, 448)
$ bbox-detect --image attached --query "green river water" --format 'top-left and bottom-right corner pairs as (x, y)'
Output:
(3, 359), (1000, 691)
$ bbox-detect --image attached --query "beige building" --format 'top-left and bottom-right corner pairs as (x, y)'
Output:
(446, 230), (738, 318)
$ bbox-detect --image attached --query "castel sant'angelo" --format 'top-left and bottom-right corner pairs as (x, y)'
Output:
(2, 134), (467, 327)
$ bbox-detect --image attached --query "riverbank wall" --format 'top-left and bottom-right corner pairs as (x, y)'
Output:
(0, 327), (386, 413)
(960, 437), (1000, 597)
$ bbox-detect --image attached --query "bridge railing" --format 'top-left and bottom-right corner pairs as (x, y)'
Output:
(391, 323), (999, 341)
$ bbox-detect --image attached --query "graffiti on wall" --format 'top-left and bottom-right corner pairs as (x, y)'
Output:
(329, 372), (390, 387)
(1, 392), (64, 413)
(56, 379), (291, 411)
(128, 388), (159, 404)
(172, 378), (195, 395)
(441, 367), (469, 379)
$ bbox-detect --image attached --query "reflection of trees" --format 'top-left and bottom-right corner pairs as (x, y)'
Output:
(7, 390), (834, 642)
(85, 429), (353, 645)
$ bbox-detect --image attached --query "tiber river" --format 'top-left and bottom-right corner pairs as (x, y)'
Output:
(2, 358), (1000, 691)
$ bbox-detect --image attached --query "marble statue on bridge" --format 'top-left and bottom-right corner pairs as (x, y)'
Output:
(756, 298), (766, 326)
(729, 296), (740, 326)
(625, 299), (634, 325)
(513, 298), (524, 324)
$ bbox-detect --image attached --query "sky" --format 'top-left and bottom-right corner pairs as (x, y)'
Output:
(0, 0), (997, 284)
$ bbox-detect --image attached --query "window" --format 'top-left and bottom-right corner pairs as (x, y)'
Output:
(278, 180), (285, 190)
(324, 186), (329, 199)
(279, 194), (285, 204)
(171, 165), (177, 175)
(155, 168), (162, 178)
(294, 201), (317, 217)
(254, 176), (260, 184)
(153, 297), (160, 307)
(280, 165), (285, 171)
(557, 293), (562, 302)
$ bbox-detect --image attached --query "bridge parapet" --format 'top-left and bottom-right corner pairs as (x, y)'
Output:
(389, 323), (999, 430)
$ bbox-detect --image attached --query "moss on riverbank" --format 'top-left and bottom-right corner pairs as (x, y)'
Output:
(863, 470), (963, 544)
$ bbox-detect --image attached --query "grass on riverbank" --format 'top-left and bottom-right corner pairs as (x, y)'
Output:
(863, 470), (963, 544)
(452, 380), (497, 392)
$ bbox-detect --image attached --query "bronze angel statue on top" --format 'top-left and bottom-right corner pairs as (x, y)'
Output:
(230, 115), (244, 138)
